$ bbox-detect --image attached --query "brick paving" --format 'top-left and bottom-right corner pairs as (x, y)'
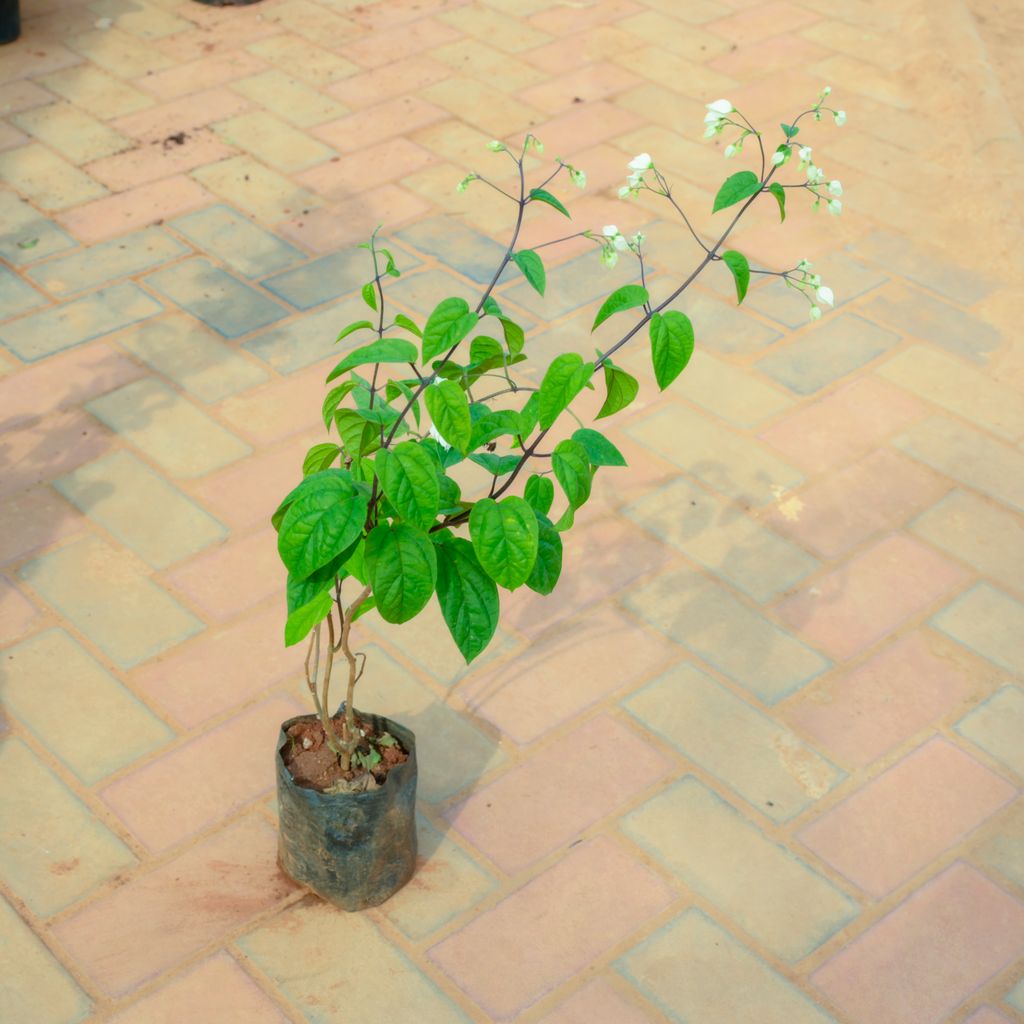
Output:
(1, 0), (1023, 1021)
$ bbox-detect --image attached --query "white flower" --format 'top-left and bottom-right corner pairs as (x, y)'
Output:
(771, 149), (787, 166)
(568, 166), (587, 189)
(797, 258), (812, 272)
(828, 198), (842, 216)
(816, 285), (834, 306)
(799, 146), (813, 163)
(628, 153), (652, 171)
(627, 171), (643, 187)
(618, 185), (632, 199)
(724, 143), (737, 159)
(631, 231), (646, 247)
(600, 246), (619, 269)
(602, 224), (618, 238)
(704, 111), (722, 125)
(486, 140), (505, 152)
(429, 424), (451, 450)
(706, 98), (733, 114)
(613, 234), (628, 251)
(821, 85), (832, 96)
(834, 110), (847, 126)
(703, 124), (718, 138)
(828, 180), (843, 196)
(809, 304), (822, 320)
(807, 164), (825, 184)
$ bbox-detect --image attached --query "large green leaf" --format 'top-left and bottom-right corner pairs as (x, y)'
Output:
(424, 380), (472, 451)
(322, 381), (358, 430)
(375, 441), (440, 530)
(469, 496), (539, 591)
(523, 474), (554, 516)
(335, 408), (380, 457)
(336, 320), (374, 343)
(552, 438), (592, 509)
(538, 353), (593, 430)
(469, 409), (523, 449)
(592, 284), (648, 332)
(277, 470), (368, 581)
(649, 310), (695, 390)
(364, 522), (437, 624)
(284, 590), (333, 648)
(572, 428), (626, 467)
(526, 513), (563, 596)
(469, 452), (521, 476)
(435, 537), (499, 663)
(286, 543), (354, 614)
(326, 338), (418, 382)
(422, 297), (477, 363)
(529, 187), (570, 218)
(511, 250), (545, 296)
(302, 442), (341, 475)
(712, 170), (761, 213)
(595, 359), (639, 419)
(721, 250), (750, 304)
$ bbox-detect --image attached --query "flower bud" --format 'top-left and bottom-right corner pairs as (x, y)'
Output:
(834, 110), (847, 126)
(628, 153), (653, 171)
(828, 180), (843, 196)
(816, 285), (834, 306)
(809, 305), (822, 320)
(486, 140), (505, 152)
(602, 224), (618, 238)
(706, 98), (734, 114)
(827, 198), (842, 216)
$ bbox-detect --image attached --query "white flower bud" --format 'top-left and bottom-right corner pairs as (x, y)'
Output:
(617, 185), (632, 199)
(771, 149), (787, 166)
(600, 246), (619, 269)
(810, 274), (821, 286)
(724, 144), (737, 159)
(627, 171), (643, 187)
(602, 224), (618, 238)
(613, 234), (628, 251)
(628, 153), (652, 171)
(809, 304), (822, 320)
(456, 174), (475, 193)
(834, 110), (847, 126)
(797, 258), (812, 271)
(703, 125), (718, 138)
(706, 98), (734, 114)
(486, 140), (505, 152)
(828, 198), (842, 216)
(568, 166), (587, 189)
(821, 85), (832, 96)
(816, 285), (834, 306)
(828, 180), (843, 196)
(631, 231), (646, 247)
(799, 146), (813, 163)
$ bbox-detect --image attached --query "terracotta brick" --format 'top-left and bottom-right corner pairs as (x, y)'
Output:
(446, 715), (672, 872)
(341, 16), (460, 68)
(327, 53), (449, 107)
(313, 95), (448, 152)
(800, 738), (1015, 897)
(428, 837), (675, 1020)
(85, 131), (236, 190)
(519, 64), (641, 115)
(53, 815), (295, 997)
(140, 51), (269, 100)
(0, 486), (84, 566)
(537, 978), (655, 1024)
(0, 576), (40, 643)
(707, 0), (819, 43)
(783, 632), (980, 768)
(296, 137), (437, 199)
(776, 534), (968, 661)
(811, 863), (1024, 1024)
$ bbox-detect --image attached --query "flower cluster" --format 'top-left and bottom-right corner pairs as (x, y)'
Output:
(703, 98), (734, 137)
(618, 152), (652, 199)
(598, 225), (645, 268)
(796, 145), (843, 215)
(791, 258), (835, 320)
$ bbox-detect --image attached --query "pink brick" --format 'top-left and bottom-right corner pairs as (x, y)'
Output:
(108, 952), (288, 1024)
(0, 341), (144, 427)
(775, 534), (968, 661)
(708, 1), (819, 42)
(710, 32), (829, 77)
(759, 376), (929, 475)
(217, 362), (331, 444)
(783, 633), (977, 768)
(296, 137), (437, 199)
(964, 1011), (1013, 1024)
(529, 99), (643, 154)
(529, 0), (642, 35)
(85, 131), (237, 191)
(53, 815), (295, 997)
(341, 16), (460, 68)
(519, 63), (641, 115)
(112, 89), (251, 143)
(0, 486), (84, 566)
(327, 54), (449, 107)
(799, 738), (1015, 897)
(538, 977), (654, 1024)
(100, 694), (302, 852)
(428, 836), (674, 1020)
(132, 602), (300, 728)
(502, 513), (671, 639)
(459, 605), (678, 744)
(0, 576), (40, 643)
(1, 408), (115, 499)
(140, 52), (269, 100)
(276, 185), (429, 252)
(165, 526), (283, 622)
(765, 448), (950, 559)
(313, 95), (448, 151)
(445, 715), (671, 873)
(811, 863), (1024, 1024)
(57, 177), (213, 244)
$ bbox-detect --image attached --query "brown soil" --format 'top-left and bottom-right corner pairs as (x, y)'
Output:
(281, 712), (408, 793)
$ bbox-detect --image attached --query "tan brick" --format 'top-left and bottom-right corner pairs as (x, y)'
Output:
(0, 143), (108, 211)
(232, 69), (348, 128)
(68, 27), (176, 78)
(246, 34), (358, 86)
(678, 350), (793, 427)
(192, 155), (322, 223)
(13, 102), (131, 164)
(213, 111), (334, 173)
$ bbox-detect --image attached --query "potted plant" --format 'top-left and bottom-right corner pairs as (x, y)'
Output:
(272, 89), (846, 910)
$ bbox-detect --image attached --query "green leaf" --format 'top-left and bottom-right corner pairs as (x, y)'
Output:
(322, 381), (358, 430)
(469, 496), (539, 591)
(286, 544), (354, 614)
(592, 284), (649, 332)
(554, 504), (575, 532)
(437, 474), (462, 514)
(572, 428), (626, 467)
(284, 590), (333, 647)
(529, 187), (570, 218)
(469, 409), (523, 449)
(482, 295), (503, 319)
(519, 391), (539, 437)
(361, 282), (377, 310)
(335, 408), (380, 457)
(596, 359), (639, 420)
(767, 182), (786, 222)
(712, 170), (761, 213)
(302, 442), (340, 475)
(393, 313), (422, 338)
(336, 320), (374, 343)
(379, 247), (400, 278)
(470, 335), (504, 365)
(364, 522), (437, 624)
(375, 442), (440, 530)
(526, 513), (562, 596)
(424, 380), (472, 452)
(435, 537), (499, 663)
(501, 318), (525, 357)
(277, 470), (368, 581)
(781, 122), (799, 139)
(326, 338), (418, 382)
(524, 474), (554, 516)
(469, 452), (521, 476)
(511, 250), (546, 296)
(721, 250), (750, 304)
(649, 310), (695, 390)
(385, 377), (421, 429)
(422, 297), (477, 363)
(538, 353), (594, 430)
(552, 438), (592, 509)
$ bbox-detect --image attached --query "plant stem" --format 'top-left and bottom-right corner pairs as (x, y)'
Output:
(337, 583), (372, 772)
(319, 613), (344, 758)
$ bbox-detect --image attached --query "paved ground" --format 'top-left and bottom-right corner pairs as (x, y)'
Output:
(2, 0), (1023, 1021)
